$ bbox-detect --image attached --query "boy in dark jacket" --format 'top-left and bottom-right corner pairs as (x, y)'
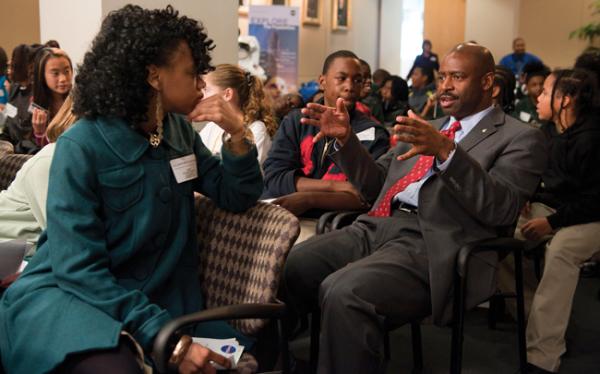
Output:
(263, 50), (389, 224)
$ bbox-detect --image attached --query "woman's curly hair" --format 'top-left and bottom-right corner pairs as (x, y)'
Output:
(72, 5), (214, 126)
(209, 64), (278, 137)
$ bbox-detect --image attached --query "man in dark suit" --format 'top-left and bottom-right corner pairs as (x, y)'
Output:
(282, 43), (547, 374)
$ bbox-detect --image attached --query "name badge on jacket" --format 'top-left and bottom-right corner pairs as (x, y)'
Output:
(170, 154), (198, 183)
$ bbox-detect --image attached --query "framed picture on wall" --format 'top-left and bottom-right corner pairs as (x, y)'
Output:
(271, 0), (290, 4)
(302, 0), (321, 26)
(332, 0), (351, 31)
(239, 0), (249, 15)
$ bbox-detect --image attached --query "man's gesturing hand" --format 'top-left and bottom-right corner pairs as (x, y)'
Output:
(300, 98), (351, 145)
(393, 110), (455, 162)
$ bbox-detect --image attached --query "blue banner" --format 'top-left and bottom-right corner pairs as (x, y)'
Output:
(249, 5), (300, 93)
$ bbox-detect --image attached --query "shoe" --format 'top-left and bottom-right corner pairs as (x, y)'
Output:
(289, 354), (311, 374)
(526, 363), (555, 374)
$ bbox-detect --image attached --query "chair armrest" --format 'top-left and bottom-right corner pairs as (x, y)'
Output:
(331, 210), (367, 231)
(153, 303), (286, 373)
(457, 237), (525, 277)
(316, 211), (341, 235)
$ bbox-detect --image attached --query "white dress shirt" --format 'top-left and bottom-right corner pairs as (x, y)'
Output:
(393, 106), (495, 207)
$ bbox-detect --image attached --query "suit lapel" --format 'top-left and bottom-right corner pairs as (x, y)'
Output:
(386, 116), (448, 183)
(458, 107), (505, 152)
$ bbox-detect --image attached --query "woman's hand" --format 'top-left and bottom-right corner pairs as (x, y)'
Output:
(178, 343), (231, 374)
(188, 95), (245, 139)
(32, 108), (49, 137)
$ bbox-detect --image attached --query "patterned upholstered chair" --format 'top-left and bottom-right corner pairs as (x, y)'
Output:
(154, 195), (300, 374)
(0, 153), (33, 191)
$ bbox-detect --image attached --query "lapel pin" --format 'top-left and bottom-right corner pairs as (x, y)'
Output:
(482, 128), (488, 133)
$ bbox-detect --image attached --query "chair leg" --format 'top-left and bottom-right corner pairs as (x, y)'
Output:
(450, 271), (467, 374)
(514, 248), (528, 374)
(384, 330), (391, 360)
(309, 310), (321, 374)
(410, 322), (423, 372)
(488, 294), (498, 330)
(278, 318), (291, 374)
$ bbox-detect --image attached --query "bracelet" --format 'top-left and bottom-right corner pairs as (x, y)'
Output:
(222, 127), (255, 145)
(168, 334), (193, 368)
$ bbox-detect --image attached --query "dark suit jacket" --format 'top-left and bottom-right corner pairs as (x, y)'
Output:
(331, 106), (547, 324)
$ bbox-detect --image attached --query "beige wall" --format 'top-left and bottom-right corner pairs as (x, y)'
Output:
(424, 0), (465, 59)
(378, 0), (402, 75)
(40, 0), (102, 66)
(102, 0), (238, 65)
(519, 0), (596, 69)
(0, 0), (40, 57)
(463, 0), (596, 69)
(465, 0), (519, 62)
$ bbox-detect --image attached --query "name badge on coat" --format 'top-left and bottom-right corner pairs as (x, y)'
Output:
(170, 154), (198, 183)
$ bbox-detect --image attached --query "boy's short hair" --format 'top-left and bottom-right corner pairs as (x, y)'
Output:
(322, 50), (359, 75)
(522, 61), (550, 83)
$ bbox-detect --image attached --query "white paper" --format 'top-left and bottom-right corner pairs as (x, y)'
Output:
(519, 111), (532, 123)
(356, 127), (375, 141)
(4, 103), (18, 118)
(170, 154), (198, 184)
(192, 337), (244, 369)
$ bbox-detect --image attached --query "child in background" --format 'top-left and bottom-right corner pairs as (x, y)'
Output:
(380, 75), (409, 127)
(408, 65), (436, 114)
(200, 64), (276, 164)
(273, 93), (304, 124)
(512, 61), (549, 125)
(493, 65), (517, 114)
(358, 59), (384, 123)
(30, 48), (73, 148)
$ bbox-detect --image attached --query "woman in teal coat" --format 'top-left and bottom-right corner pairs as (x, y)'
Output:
(0, 5), (262, 374)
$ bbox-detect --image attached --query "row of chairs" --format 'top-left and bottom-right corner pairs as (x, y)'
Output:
(3, 150), (595, 374)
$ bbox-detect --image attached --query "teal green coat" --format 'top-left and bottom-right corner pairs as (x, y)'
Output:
(0, 114), (263, 373)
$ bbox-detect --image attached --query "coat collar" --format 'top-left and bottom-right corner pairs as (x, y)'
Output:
(434, 106), (506, 152)
(160, 114), (193, 155)
(96, 117), (149, 163)
(457, 106), (505, 152)
(95, 114), (191, 163)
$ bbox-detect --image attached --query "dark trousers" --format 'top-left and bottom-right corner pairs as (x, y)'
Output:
(283, 211), (432, 374)
(54, 337), (143, 374)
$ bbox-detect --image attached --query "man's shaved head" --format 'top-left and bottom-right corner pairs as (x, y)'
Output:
(437, 43), (496, 119)
(449, 43), (495, 76)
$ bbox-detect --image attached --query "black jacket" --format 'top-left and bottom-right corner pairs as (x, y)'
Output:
(263, 107), (390, 198)
(0, 85), (38, 154)
(533, 115), (600, 228)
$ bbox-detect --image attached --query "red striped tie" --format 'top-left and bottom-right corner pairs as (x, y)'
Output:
(368, 121), (462, 217)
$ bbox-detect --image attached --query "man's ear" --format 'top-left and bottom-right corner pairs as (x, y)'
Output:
(482, 72), (494, 91)
(147, 65), (161, 91)
(318, 74), (326, 91)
